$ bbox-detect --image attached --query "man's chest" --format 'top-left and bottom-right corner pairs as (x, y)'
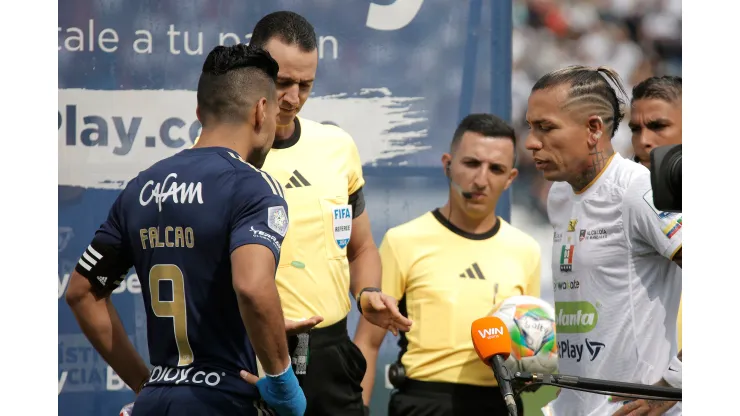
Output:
(550, 201), (630, 296)
(262, 151), (352, 251)
(407, 248), (531, 309)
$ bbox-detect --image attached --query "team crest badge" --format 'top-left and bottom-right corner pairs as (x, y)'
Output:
(267, 206), (288, 237)
(568, 219), (578, 232)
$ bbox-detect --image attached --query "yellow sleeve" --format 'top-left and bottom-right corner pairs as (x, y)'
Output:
(379, 232), (406, 300)
(527, 247), (542, 298)
(677, 298), (682, 350)
(346, 137), (365, 195)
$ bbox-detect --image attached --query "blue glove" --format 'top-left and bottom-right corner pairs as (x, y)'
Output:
(255, 365), (306, 416)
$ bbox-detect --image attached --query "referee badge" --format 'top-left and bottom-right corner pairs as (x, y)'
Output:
(332, 204), (353, 249)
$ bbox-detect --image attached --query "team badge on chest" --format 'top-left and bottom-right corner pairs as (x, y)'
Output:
(332, 205), (352, 249)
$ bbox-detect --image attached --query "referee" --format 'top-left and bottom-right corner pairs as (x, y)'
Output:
(357, 114), (542, 416)
(244, 11), (412, 416)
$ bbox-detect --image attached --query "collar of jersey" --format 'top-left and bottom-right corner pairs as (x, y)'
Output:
(431, 209), (502, 240)
(272, 117), (302, 150)
(572, 152), (620, 200)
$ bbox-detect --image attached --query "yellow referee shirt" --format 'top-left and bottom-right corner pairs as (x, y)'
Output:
(380, 210), (542, 386)
(260, 117), (365, 328)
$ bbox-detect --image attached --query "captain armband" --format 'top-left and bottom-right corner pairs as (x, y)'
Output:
(348, 187), (366, 218)
(74, 242), (131, 297)
(662, 355), (682, 389)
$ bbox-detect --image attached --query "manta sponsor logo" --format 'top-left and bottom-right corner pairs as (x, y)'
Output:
(148, 366), (224, 387)
(139, 172), (203, 212)
(555, 301), (598, 333)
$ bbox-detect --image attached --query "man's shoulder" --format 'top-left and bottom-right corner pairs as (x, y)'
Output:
(610, 155), (651, 195)
(300, 117), (356, 149)
(384, 212), (437, 242)
(498, 220), (541, 253)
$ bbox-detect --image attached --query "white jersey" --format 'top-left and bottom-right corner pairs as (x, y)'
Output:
(542, 153), (682, 416)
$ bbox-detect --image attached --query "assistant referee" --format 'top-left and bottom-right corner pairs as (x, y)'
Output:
(356, 114), (542, 416)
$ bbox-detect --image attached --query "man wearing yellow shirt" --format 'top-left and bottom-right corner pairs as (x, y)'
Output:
(355, 114), (542, 416)
(245, 11), (412, 416)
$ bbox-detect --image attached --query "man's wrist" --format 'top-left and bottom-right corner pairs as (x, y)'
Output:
(265, 359), (292, 378)
(356, 287), (381, 315)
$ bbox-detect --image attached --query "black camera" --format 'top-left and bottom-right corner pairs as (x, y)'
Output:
(649, 144), (681, 213)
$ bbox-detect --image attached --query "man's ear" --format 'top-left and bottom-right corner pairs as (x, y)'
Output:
(254, 97), (267, 131)
(587, 115), (604, 146)
(504, 167), (519, 191)
(441, 153), (452, 176)
(196, 106), (201, 123)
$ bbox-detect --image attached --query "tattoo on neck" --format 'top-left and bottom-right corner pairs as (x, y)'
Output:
(571, 148), (615, 191)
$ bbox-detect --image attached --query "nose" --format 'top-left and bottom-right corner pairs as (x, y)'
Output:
(525, 131), (542, 151)
(281, 84), (300, 108)
(473, 166), (488, 189)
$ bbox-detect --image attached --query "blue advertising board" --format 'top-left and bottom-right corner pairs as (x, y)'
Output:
(58, 1), (512, 414)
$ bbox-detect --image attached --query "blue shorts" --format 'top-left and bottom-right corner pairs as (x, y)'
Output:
(132, 385), (275, 416)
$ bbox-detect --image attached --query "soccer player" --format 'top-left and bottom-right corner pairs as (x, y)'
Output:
(65, 44), (306, 416)
(356, 114), (542, 416)
(614, 75), (683, 416)
(240, 11), (413, 416)
(524, 66), (682, 416)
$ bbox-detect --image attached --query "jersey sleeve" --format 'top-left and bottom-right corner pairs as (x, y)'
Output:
(229, 171), (289, 266)
(623, 173), (682, 260)
(346, 136), (365, 195)
(379, 231), (406, 300)
(526, 243), (542, 298)
(75, 190), (134, 297)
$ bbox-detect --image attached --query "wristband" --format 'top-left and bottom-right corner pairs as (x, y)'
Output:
(265, 360), (292, 378)
(662, 355), (682, 388)
(356, 287), (382, 315)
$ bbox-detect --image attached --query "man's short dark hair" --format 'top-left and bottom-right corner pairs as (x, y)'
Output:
(631, 76), (682, 104)
(451, 114), (517, 164)
(250, 11), (317, 52)
(197, 44), (279, 128)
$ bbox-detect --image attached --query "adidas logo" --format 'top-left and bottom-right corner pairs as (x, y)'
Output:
(459, 262), (485, 280)
(97, 276), (107, 285)
(285, 170), (311, 188)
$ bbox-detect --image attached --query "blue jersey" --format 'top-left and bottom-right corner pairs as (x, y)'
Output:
(83, 146), (288, 399)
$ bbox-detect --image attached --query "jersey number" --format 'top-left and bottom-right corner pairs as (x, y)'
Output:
(149, 264), (194, 366)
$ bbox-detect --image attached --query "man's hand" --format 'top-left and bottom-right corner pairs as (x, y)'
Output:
(240, 367), (306, 416)
(610, 379), (678, 416)
(360, 291), (412, 336)
(285, 316), (323, 336)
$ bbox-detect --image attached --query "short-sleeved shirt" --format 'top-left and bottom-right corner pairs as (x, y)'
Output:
(380, 211), (541, 386)
(259, 117), (366, 327)
(544, 153), (682, 416)
(76, 146), (288, 399)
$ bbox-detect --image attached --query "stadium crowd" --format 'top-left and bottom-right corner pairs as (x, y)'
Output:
(510, 0), (681, 220)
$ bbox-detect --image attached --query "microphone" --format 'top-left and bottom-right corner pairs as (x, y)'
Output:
(471, 316), (517, 416)
(446, 164), (473, 199)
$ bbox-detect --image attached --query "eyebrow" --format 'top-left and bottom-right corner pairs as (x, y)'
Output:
(277, 76), (314, 84)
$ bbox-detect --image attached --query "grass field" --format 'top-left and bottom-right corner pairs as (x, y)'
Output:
(521, 386), (558, 416)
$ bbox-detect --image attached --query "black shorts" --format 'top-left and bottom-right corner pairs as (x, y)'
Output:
(388, 379), (525, 416)
(132, 385), (273, 416)
(297, 316), (367, 416)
